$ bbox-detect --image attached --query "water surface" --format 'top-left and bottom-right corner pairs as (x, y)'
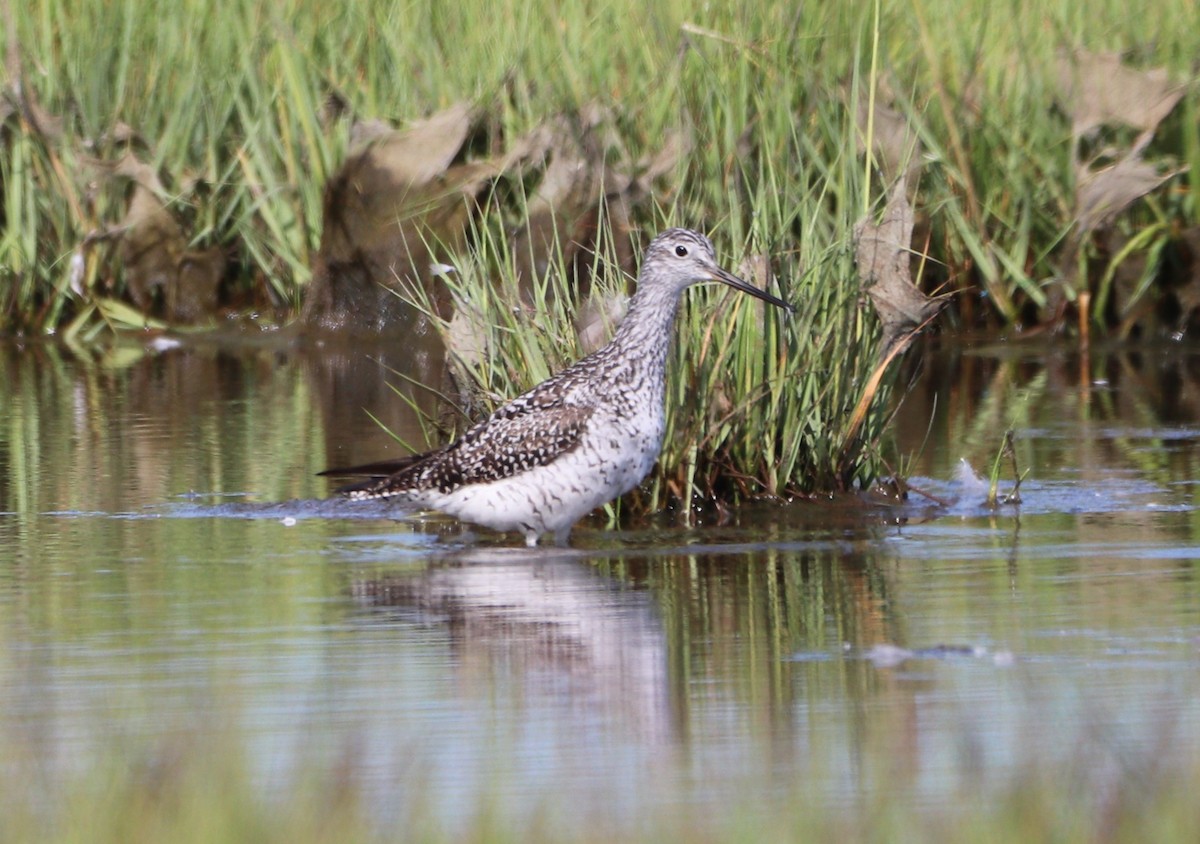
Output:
(2, 336), (1198, 831)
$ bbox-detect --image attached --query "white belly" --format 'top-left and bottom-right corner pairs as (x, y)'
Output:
(426, 416), (664, 543)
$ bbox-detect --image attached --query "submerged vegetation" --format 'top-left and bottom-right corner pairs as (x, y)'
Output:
(1, 0), (1198, 500)
(1, 706), (1197, 843)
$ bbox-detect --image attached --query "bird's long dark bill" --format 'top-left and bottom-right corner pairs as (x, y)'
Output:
(709, 264), (795, 313)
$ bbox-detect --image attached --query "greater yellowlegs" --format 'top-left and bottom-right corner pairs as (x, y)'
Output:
(322, 228), (793, 545)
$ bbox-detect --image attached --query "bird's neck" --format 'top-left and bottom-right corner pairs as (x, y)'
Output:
(607, 284), (684, 373)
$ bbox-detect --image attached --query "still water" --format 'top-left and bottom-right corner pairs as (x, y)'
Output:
(2, 335), (1199, 830)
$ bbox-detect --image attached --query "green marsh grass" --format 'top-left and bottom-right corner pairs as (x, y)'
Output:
(403, 175), (885, 513)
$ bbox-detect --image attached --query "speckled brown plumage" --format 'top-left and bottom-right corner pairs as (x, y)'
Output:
(337, 391), (593, 495)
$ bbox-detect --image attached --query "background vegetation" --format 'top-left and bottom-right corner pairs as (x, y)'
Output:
(3, 0), (1196, 334)
(2, 0), (1197, 502)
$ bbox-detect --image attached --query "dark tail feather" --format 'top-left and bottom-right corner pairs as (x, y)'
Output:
(322, 444), (448, 497)
(317, 453), (424, 480)
(326, 474), (395, 497)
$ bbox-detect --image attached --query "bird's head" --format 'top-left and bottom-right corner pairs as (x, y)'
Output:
(644, 228), (794, 312)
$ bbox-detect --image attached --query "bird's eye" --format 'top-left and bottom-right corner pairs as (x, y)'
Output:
(674, 245), (688, 257)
